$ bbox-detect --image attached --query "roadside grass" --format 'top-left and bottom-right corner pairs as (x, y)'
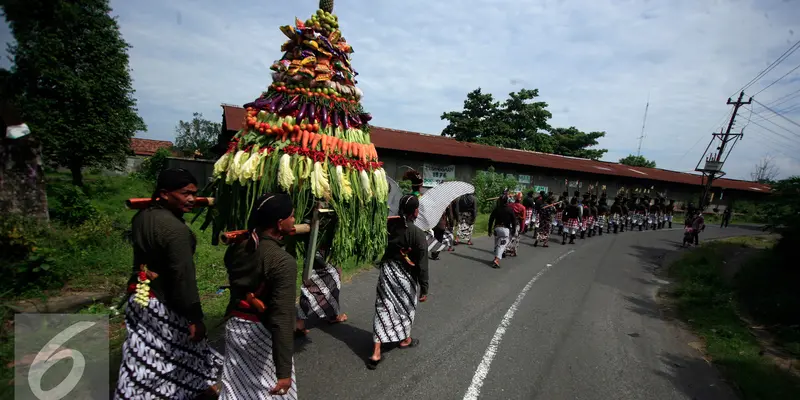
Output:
(668, 238), (800, 399)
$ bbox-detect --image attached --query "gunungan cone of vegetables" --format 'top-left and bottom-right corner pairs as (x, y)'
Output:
(205, 0), (388, 266)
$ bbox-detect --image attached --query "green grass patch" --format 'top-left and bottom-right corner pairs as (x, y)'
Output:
(669, 241), (800, 399)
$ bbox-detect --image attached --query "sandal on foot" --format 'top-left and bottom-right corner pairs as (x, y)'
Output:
(366, 358), (382, 370)
(399, 338), (420, 349)
(328, 314), (348, 324)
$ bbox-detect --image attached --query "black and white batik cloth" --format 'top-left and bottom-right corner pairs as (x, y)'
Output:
(373, 260), (419, 343)
(297, 260), (342, 320)
(115, 297), (223, 400)
(504, 226), (520, 256)
(457, 212), (475, 242)
(425, 230), (447, 253)
(219, 317), (298, 400)
(493, 227), (510, 259)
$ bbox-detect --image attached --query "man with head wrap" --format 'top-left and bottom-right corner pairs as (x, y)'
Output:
(220, 193), (298, 398)
(115, 169), (223, 400)
(368, 195), (429, 369)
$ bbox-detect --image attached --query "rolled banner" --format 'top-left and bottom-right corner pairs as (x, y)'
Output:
(220, 223), (312, 245)
(125, 197), (216, 210)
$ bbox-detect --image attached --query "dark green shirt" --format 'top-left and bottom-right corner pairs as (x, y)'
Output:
(383, 220), (430, 295)
(129, 206), (203, 323)
(224, 236), (297, 379)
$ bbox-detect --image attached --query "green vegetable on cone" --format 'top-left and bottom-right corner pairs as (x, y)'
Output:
(205, 0), (388, 267)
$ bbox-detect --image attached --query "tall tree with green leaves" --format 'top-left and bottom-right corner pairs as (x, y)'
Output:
(174, 112), (221, 159)
(619, 154), (657, 168)
(549, 127), (607, 160)
(441, 88), (607, 159)
(2, 0), (146, 186)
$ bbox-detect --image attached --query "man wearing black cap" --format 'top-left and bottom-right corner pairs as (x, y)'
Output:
(116, 168), (222, 399)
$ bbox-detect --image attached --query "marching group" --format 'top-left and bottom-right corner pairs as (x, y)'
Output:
(113, 168), (711, 399)
(438, 189), (707, 269)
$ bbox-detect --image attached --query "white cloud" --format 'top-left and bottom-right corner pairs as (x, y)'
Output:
(2, 0), (800, 180)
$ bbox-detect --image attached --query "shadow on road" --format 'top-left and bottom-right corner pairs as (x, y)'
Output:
(301, 318), (376, 360)
(450, 251), (494, 266)
(652, 352), (737, 400)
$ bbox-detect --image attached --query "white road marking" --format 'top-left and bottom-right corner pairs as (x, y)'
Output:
(463, 250), (575, 400)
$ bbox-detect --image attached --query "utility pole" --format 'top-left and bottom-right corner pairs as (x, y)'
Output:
(695, 91), (752, 210)
(636, 93), (650, 157)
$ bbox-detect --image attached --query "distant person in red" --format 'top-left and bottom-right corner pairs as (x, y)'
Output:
(505, 192), (527, 257)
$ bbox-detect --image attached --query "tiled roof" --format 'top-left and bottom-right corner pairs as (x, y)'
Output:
(220, 105), (771, 193)
(130, 138), (174, 156)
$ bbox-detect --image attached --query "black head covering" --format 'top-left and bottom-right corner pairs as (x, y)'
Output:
(570, 197), (578, 205)
(153, 168), (197, 198)
(248, 193), (293, 230)
(527, 191), (534, 198)
(399, 194), (419, 216)
(573, 190), (580, 198)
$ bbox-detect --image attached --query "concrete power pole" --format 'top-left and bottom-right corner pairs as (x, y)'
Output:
(695, 91), (752, 210)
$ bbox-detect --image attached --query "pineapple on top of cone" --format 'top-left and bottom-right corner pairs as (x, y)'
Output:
(208, 0), (389, 267)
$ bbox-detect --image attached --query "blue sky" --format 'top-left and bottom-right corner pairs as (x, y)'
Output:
(2, 0), (800, 180)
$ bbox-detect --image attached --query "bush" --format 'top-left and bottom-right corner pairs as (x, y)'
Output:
(763, 177), (800, 260)
(0, 218), (62, 295)
(136, 148), (172, 182)
(472, 167), (519, 213)
(47, 183), (97, 226)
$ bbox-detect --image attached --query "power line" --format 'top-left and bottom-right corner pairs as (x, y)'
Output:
(731, 38), (800, 97)
(752, 98), (800, 130)
(748, 118), (800, 144)
(752, 61), (800, 96)
(764, 86), (800, 107)
(749, 108), (800, 138)
(747, 129), (800, 163)
(678, 108), (732, 162)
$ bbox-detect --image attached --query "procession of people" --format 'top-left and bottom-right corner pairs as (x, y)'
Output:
(116, 169), (707, 399)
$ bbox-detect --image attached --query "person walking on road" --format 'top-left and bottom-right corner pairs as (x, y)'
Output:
(562, 198), (581, 245)
(115, 169), (222, 400)
(720, 207), (732, 228)
(504, 192), (526, 257)
(691, 210), (706, 246)
(368, 195), (429, 370)
(220, 193), (298, 399)
(454, 193), (477, 245)
(488, 195), (517, 268)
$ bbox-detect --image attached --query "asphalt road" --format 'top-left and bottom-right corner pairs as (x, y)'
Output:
(290, 224), (760, 399)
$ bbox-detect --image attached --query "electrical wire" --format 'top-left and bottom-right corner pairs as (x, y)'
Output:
(748, 118), (800, 144)
(752, 61), (800, 96)
(752, 111), (800, 139)
(731, 38), (800, 98)
(753, 99), (800, 130)
(763, 86), (800, 107)
(677, 109), (732, 162)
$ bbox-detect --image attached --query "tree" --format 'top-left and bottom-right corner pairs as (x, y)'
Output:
(550, 127), (607, 160)
(619, 154), (657, 168)
(174, 113), (221, 159)
(762, 176), (800, 261)
(750, 156), (780, 183)
(441, 88), (608, 158)
(2, 0), (146, 186)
